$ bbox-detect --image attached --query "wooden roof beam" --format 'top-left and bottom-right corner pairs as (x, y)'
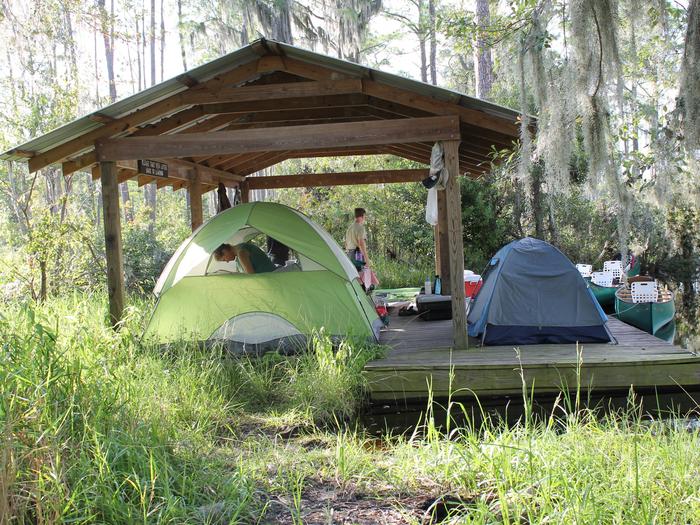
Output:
(200, 93), (368, 115)
(95, 116), (462, 161)
(245, 168), (429, 190)
(182, 79), (363, 105)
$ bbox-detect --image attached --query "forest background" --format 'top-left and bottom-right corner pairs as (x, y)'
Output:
(0, 0), (698, 335)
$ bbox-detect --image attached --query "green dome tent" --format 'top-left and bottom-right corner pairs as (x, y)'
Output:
(144, 202), (381, 352)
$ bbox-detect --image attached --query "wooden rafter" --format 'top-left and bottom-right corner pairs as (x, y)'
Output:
(275, 57), (519, 137)
(236, 152), (290, 176)
(130, 106), (207, 136)
(218, 151), (274, 171)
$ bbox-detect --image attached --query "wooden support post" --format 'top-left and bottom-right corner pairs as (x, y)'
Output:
(442, 140), (467, 349)
(189, 169), (203, 231)
(437, 188), (451, 294)
(240, 181), (250, 203)
(99, 161), (125, 328)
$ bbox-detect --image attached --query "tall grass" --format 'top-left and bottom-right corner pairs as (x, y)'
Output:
(372, 256), (433, 289)
(2, 295), (700, 523)
(0, 295), (379, 523)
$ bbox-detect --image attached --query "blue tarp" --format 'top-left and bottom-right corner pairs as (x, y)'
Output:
(467, 237), (612, 345)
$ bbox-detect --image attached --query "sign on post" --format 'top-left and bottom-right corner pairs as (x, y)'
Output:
(137, 159), (168, 178)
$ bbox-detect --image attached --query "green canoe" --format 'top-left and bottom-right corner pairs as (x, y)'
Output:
(585, 259), (642, 309)
(614, 286), (675, 336)
(654, 319), (676, 344)
(586, 278), (618, 309)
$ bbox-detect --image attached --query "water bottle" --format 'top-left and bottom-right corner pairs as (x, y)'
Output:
(434, 275), (441, 295)
(425, 276), (432, 295)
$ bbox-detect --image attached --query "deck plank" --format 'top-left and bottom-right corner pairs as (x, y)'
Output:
(366, 310), (700, 401)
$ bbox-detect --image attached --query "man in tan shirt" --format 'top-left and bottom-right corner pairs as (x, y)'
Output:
(345, 207), (370, 267)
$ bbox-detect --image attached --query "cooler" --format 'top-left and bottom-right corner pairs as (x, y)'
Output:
(416, 293), (452, 321)
(464, 272), (483, 298)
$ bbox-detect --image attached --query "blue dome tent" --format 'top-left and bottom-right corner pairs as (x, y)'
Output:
(467, 238), (613, 346)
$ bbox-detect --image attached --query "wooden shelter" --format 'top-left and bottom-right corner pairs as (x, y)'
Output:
(1, 39), (521, 348)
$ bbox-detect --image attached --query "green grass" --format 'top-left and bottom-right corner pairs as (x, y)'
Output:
(372, 256), (434, 290)
(2, 295), (700, 523)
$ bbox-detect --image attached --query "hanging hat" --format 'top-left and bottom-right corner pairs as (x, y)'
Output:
(422, 173), (440, 189)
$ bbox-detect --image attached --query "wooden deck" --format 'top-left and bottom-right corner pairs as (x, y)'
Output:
(365, 314), (700, 402)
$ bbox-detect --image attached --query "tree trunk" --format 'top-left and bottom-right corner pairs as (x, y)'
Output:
(98, 0), (133, 220)
(531, 162), (545, 239)
(136, 16), (142, 90)
(418, 0), (428, 83)
(150, 0), (156, 86)
(160, 0), (165, 82)
(512, 179), (524, 237)
(680, 0), (700, 153)
(547, 196), (560, 247)
(177, 0), (187, 70)
(86, 172), (99, 226)
(147, 0), (157, 231)
(39, 260), (47, 303)
(277, 0), (294, 44)
(93, 16), (100, 101)
(419, 36), (428, 83)
(63, 4), (78, 81)
(428, 0), (437, 85)
(97, 0), (117, 102)
(5, 161), (28, 236)
(474, 0), (493, 99)
(630, 20), (640, 153)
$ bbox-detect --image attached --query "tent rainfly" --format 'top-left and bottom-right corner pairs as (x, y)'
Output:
(145, 202), (382, 351)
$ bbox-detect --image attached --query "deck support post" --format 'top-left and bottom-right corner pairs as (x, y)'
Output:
(99, 160), (125, 328)
(240, 180), (250, 203)
(442, 140), (468, 349)
(436, 188), (451, 294)
(189, 169), (203, 231)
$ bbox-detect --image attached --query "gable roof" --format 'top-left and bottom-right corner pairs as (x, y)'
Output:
(1, 38), (523, 189)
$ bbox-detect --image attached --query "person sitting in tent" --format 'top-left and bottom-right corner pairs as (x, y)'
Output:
(213, 242), (275, 274)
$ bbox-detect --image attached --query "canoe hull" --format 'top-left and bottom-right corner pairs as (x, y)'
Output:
(614, 295), (676, 336)
(587, 279), (618, 309)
